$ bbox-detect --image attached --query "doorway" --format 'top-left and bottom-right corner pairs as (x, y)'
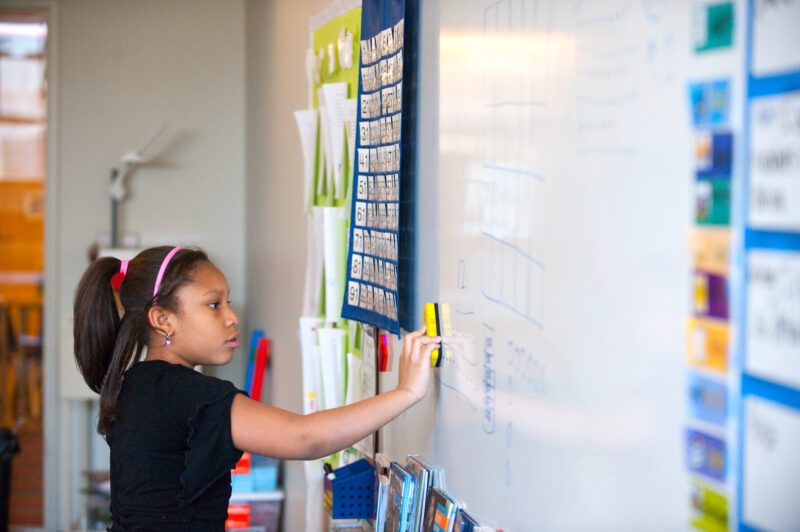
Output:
(0, 10), (47, 529)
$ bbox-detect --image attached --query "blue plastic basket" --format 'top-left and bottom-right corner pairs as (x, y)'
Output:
(323, 458), (375, 519)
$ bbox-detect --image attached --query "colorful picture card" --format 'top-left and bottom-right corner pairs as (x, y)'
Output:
(686, 428), (727, 482)
(688, 372), (728, 427)
(686, 317), (729, 373)
(690, 480), (728, 532)
(693, 270), (729, 320)
(689, 79), (731, 127)
(689, 228), (730, 276)
(695, 130), (732, 179)
(695, 179), (731, 226)
(693, 1), (734, 53)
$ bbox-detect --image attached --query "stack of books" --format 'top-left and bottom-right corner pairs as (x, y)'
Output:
(370, 454), (497, 532)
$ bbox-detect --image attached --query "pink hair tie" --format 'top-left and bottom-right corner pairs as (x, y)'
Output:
(153, 246), (183, 301)
(111, 259), (129, 290)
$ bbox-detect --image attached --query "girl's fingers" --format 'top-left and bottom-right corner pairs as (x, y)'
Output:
(414, 336), (441, 351)
(420, 342), (440, 363)
(404, 328), (423, 353)
(404, 326), (434, 344)
(421, 342), (440, 353)
(403, 327), (439, 362)
(417, 339), (441, 357)
(403, 332), (414, 354)
(408, 336), (423, 357)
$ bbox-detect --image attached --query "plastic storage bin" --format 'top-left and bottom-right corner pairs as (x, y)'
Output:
(232, 453), (279, 493)
(225, 500), (281, 532)
(323, 458), (375, 519)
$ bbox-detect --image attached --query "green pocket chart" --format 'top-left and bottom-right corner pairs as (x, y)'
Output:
(310, 2), (362, 208)
(298, 13), (367, 530)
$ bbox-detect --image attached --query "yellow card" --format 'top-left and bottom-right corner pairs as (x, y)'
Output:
(689, 228), (731, 276)
(686, 317), (729, 373)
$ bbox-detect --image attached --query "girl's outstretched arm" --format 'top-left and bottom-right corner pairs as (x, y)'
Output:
(230, 327), (440, 460)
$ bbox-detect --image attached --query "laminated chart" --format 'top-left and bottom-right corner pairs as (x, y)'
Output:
(341, 0), (406, 334)
(745, 250), (800, 391)
(748, 91), (800, 231)
(738, 0), (800, 530)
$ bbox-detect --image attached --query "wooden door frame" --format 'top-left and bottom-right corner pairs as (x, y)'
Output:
(0, 2), (60, 530)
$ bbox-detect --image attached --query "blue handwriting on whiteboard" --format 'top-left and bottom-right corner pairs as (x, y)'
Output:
(483, 334), (497, 434)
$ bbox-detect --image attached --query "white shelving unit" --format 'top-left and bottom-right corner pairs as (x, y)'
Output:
(229, 490), (285, 503)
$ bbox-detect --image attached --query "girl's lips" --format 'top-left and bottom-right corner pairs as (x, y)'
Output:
(225, 334), (240, 348)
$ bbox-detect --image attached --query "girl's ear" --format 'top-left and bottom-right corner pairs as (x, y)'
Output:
(147, 306), (174, 337)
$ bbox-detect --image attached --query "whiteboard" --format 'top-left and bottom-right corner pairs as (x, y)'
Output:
(421, 0), (741, 529)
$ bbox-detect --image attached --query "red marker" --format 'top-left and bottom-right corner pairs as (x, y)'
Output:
(250, 337), (270, 402)
(379, 333), (392, 372)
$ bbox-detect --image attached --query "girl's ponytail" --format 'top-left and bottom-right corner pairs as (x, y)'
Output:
(97, 309), (147, 434)
(73, 257), (121, 394)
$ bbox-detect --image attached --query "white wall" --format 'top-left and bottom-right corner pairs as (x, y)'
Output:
(244, 1), (330, 529)
(54, 0), (247, 389)
(46, 0), (248, 527)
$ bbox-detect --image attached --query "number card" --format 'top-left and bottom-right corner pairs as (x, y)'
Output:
(341, 0), (406, 334)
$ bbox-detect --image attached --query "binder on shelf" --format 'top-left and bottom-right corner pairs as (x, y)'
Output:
(386, 462), (416, 532)
(374, 453), (392, 530)
(423, 487), (459, 532)
(453, 509), (481, 532)
(375, 473), (391, 531)
(405, 454), (436, 531)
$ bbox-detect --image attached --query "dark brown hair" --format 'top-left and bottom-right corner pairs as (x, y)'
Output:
(73, 246), (209, 435)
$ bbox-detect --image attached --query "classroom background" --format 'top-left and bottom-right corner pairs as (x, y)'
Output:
(0, 0), (798, 530)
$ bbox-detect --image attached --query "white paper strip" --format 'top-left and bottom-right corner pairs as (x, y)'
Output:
(322, 206), (347, 322)
(318, 327), (347, 410)
(322, 83), (349, 199)
(293, 109), (318, 211)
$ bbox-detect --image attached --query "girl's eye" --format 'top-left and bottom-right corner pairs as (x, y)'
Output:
(208, 302), (219, 310)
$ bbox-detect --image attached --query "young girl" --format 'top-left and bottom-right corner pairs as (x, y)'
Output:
(73, 245), (440, 531)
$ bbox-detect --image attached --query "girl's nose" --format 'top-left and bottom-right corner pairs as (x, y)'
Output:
(227, 306), (239, 327)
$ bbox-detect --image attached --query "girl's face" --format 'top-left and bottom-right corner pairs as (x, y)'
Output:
(167, 261), (240, 366)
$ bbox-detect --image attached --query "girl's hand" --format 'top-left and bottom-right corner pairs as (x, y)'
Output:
(396, 326), (441, 402)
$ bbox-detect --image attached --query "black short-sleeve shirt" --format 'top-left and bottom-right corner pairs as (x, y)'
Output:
(107, 360), (245, 531)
